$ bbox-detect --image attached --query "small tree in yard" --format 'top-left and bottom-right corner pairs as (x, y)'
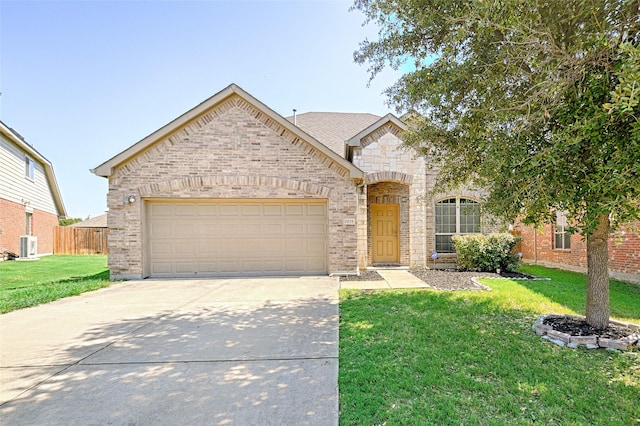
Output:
(353, 0), (640, 328)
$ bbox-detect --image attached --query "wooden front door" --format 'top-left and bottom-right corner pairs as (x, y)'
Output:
(371, 204), (399, 263)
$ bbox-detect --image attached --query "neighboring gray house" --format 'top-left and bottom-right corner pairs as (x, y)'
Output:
(93, 84), (494, 279)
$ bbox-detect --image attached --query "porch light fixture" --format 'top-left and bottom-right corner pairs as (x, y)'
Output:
(126, 194), (137, 204)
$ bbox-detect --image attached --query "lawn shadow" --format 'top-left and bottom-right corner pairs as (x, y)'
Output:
(57, 269), (110, 284)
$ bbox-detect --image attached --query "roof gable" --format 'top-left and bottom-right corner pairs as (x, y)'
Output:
(92, 84), (364, 179)
(345, 114), (407, 160)
(0, 120), (67, 217)
(346, 114), (407, 147)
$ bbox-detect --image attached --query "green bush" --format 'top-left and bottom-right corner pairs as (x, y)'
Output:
(452, 233), (521, 272)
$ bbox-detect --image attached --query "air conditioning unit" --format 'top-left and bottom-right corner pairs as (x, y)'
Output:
(19, 236), (38, 258)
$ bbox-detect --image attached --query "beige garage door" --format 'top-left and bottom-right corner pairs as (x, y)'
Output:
(146, 200), (328, 277)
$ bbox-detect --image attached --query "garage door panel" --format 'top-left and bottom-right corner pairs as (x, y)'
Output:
(216, 223), (243, 237)
(285, 223), (305, 235)
(147, 200), (328, 277)
(174, 241), (196, 255)
(285, 204), (305, 216)
(175, 262), (196, 274)
(284, 240), (304, 254)
(307, 258), (327, 270)
(219, 205), (240, 216)
(242, 223), (262, 234)
(263, 205), (283, 215)
(241, 204), (261, 215)
(285, 259), (306, 271)
(174, 205), (196, 216)
(217, 260), (241, 273)
(198, 240), (219, 254)
(262, 260), (285, 272)
(174, 223), (196, 236)
(264, 223), (283, 234)
(149, 204), (173, 216)
(307, 204), (326, 216)
(196, 224), (218, 237)
(150, 223), (173, 236)
(307, 240), (328, 254)
(307, 223), (327, 235)
(199, 262), (220, 274)
(196, 205), (218, 216)
(150, 242), (173, 255)
(150, 262), (173, 274)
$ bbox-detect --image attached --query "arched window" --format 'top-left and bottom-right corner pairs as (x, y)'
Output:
(435, 198), (481, 253)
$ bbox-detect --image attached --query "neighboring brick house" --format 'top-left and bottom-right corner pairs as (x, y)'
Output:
(513, 218), (640, 284)
(92, 84), (501, 279)
(0, 121), (67, 257)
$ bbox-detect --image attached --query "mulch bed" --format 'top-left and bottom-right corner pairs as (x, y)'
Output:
(339, 270), (386, 281)
(341, 269), (537, 288)
(544, 316), (636, 340)
(409, 269), (499, 290)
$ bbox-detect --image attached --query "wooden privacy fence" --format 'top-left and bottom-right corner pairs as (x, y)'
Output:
(54, 227), (109, 255)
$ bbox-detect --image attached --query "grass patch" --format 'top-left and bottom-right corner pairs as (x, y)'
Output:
(339, 265), (640, 425)
(515, 264), (640, 322)
(0, 255), (112, 313)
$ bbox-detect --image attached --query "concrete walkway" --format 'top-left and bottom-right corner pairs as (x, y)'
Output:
(0, 277), (338, 425)
(339, 269), (431, 290)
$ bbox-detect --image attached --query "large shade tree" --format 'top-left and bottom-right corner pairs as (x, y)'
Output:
(353, 0), (640, 328)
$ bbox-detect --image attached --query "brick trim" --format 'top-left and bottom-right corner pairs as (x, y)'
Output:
(137, 175), (332, 197)
(360, 122), (404, 148)
(365, 171), (413, 185)
(116, 96), (350, 180)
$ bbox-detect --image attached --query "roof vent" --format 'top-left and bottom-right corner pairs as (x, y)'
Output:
(293, 109), (297, 125)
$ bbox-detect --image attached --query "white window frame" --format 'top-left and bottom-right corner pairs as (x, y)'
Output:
(554, 211), (571, 250)
(25, 156), (35, 181)
(435, 197), (481, 253)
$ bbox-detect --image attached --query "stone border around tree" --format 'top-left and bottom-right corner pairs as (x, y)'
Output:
(533, 314), (640, 351)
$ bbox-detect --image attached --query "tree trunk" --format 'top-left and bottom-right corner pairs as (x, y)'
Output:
(585, 213), (610, 329)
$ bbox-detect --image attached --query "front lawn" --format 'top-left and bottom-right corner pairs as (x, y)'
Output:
(0, 255), (111, 313)
(340, 265), (640, 425)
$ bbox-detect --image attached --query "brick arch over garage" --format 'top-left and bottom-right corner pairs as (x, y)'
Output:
(365, 171), (413, 185)
(137, 175), (332, 198)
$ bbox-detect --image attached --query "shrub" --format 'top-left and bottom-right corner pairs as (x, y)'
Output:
(452, 233), (521, 272)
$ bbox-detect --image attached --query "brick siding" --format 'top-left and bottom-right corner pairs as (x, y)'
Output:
(514, 220), (640, 283)
(0, 198), (57, 255)
(107, 95), (359, 279)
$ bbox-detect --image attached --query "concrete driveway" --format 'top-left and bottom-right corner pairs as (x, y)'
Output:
(0, 277), (339, 425)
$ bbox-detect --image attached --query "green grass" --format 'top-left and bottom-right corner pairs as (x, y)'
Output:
(0, 255), (112, 313)
(340, 265), (640, 425)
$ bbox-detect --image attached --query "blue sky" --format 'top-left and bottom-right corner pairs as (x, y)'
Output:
(1, 0), (402, 219)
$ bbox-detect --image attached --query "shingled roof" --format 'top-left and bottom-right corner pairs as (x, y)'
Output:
(288, 112), (381, 157)
(69, 213), (107, 228)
